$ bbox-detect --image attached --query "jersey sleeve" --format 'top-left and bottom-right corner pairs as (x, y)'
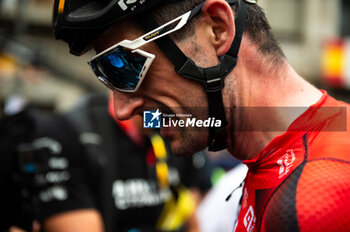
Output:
(263, 159), (350, 232)
(32, 113), (96, 220)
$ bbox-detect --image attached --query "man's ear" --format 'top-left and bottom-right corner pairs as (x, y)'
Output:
(201, 0), (235, 56)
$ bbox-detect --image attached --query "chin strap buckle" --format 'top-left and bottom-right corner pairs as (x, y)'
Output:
(177, 58), (231, 152)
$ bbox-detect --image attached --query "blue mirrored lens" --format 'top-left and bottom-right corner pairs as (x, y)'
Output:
(92, 47), (147, 91)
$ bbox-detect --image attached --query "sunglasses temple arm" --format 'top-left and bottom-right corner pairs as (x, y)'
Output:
(120, 10), (195, 49)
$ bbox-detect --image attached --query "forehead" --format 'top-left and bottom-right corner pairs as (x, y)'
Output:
(92, 19), (144, 54)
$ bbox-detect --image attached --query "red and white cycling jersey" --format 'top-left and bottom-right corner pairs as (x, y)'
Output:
(235, 90), (350, 232)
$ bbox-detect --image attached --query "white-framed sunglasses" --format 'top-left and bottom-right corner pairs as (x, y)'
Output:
(88, 1), (205, 92)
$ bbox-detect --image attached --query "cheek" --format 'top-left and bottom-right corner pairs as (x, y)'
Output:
(141, 59), (177, 95)
(140, 43), (208, 108)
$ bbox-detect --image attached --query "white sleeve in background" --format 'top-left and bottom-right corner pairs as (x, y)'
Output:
(196, 164), (248, 232)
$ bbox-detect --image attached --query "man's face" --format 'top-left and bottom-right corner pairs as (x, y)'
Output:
(93, 21), (212, 156)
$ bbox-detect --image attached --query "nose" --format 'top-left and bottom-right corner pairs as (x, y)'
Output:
(112, 91), (144, 120)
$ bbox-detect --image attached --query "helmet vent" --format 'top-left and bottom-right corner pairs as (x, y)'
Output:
(68, 1), (110, 18)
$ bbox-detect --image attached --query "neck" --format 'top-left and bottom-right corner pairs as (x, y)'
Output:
(224, 47), (322, 160)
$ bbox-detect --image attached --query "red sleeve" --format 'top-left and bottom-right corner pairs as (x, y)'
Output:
(263, 159), (350, 232)
(296, 159), (350, 232)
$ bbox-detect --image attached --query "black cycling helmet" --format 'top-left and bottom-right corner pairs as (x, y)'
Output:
(53, 0), (164, 55)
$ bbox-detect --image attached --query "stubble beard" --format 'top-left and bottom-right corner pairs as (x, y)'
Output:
(169, 126), (208, 157)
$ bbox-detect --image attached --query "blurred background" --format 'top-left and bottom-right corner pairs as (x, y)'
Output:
(0, 0), (350, 112)
(0, 0), (349, 231)
(0, 0), (103, 113)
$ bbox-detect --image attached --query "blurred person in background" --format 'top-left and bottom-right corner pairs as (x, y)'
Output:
(196, 163), (248, 232)
(40, 93), (213, 232)
(0, 93), (213, 232)
(195, 149), (246, 232)
(0, 95), (46, 232)
(52, 0), (350, 231)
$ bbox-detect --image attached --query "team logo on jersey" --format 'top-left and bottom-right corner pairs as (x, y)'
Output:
(243, 206), (256, 232)
(143, 109), (162, 128)
(112, 179), (171, 210)
(277, 149), (296, 178)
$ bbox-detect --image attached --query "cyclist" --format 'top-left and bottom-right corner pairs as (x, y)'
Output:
(52, 0), (350, 231)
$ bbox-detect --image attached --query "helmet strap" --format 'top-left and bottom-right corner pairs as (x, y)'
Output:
(138, 0), (247, 151)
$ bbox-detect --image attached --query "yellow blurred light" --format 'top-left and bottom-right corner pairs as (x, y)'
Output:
(322, 44), (344, 79)
(156, 162), (169, 188)
(58, 0), (65, 14)
(0, 54), (17, 78)
(151, 134), (167, 159)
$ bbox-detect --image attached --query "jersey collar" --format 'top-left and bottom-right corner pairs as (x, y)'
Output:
(243, 90), (342, 168)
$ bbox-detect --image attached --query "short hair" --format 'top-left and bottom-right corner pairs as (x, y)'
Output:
(149, 0), (285, 61)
